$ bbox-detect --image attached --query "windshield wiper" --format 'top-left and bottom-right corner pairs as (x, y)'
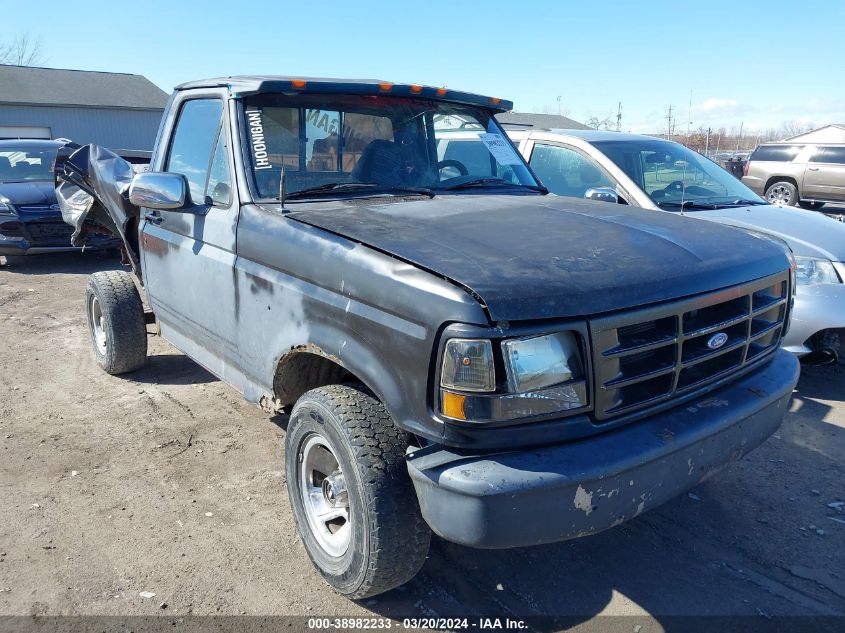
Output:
(285, 182), (433, 200)
(440, 177), (548, 193)
(655, 200), (720, 210)
(720, 199), (768, 207)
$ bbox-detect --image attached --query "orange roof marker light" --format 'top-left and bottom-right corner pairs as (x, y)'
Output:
(490, 97), (501, 106)
(291, 79), (307, 89)
(436, 87), (448, 97)
(410, 84), (423, 94)
(379, 82), (393, 92)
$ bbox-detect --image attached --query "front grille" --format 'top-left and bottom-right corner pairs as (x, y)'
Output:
(590, 271), (789, 421)
(25, 222), (74, 243)
(17, 204), (56, 213)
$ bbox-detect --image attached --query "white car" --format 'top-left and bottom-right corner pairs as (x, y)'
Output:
(497, 128), (845, 362)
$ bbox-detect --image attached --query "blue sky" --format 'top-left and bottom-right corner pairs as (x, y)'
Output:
(7, 0), (845, 134)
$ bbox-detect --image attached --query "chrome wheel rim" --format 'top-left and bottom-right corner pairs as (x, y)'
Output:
(88, 294), (107, 355)
(299, 433), (351, 558)
(767, 185), (792, 205)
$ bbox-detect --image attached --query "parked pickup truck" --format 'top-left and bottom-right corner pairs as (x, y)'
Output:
(56, 76), (800, 599)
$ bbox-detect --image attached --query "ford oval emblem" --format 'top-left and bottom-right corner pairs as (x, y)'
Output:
(707, 332), (729, 350)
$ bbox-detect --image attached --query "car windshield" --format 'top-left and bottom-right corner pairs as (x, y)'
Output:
(240, 94), (540, 200)
(0, 147), (57, 183)
(591, 139), (765, 209)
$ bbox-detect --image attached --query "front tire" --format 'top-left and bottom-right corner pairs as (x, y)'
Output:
(765, 181), (799, 206)
(86, 271), (147, 374)
(285, 385), (431, 598)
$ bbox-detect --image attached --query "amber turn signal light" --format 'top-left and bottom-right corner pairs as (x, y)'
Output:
(441, 391), (466, 420)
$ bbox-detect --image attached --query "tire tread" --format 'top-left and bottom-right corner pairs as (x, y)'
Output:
(291, 384), (431, 598)
(87, 271), (147, 374)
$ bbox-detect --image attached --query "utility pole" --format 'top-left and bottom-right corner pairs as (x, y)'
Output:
(705, 127), (711, 156)
(557, 96), (562, 116)
(666, 105), (674, 141)
(616, 101), (622, 132)
(687, 89), (693, 141)
(735, 122), (744, 153)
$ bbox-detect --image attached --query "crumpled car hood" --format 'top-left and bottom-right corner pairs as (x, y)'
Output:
(289, 195), (789, 321)
(689, 204), (845, 261)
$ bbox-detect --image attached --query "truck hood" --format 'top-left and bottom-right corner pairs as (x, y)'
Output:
(688, 204), (845, 261)
(289, 195), (789, 321)
(0, 180), (56, 207)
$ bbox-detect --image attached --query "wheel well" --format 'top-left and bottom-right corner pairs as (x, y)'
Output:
(272, 349), (356, 408)
(764, 176), (798, 192)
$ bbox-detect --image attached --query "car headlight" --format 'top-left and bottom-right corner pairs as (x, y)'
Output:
(502, 332), (583, 392)
(439, 332), (588, 422)
(440, 338), (495, 392)
(794, 256), (842, 285)
(0, 198), (13, 213)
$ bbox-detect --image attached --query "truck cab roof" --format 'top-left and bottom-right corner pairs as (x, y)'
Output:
(174, 75), (514, 112)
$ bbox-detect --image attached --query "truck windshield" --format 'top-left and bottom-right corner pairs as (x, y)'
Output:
(591, 139), (765, 209)
(240, 94), (540, 200)
(0, 147), (57, 183)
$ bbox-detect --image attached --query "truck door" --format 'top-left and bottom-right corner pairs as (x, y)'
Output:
(141, 94), (241, 378)
(803, 146), (845, 202)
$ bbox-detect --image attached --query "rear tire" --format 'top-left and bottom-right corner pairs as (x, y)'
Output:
(86, 271), (147, 374)
(285, 384), (431, 598)
(765, 181), (799, 206)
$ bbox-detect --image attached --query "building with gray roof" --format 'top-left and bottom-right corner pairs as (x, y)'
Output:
(496, 112), (590, 131)
(0, 64), (168, 150)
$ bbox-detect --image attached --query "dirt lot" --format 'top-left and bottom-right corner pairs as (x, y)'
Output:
(0, 252), (844, 629)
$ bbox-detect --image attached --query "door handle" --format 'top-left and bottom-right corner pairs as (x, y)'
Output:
(144, 212), (163, 225)
(808, 167), (820, 171)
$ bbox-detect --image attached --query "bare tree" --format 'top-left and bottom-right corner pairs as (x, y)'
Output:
(0, 34), (45, 66)
(585, 114), (614, 130)
(780, 120), (815, 139)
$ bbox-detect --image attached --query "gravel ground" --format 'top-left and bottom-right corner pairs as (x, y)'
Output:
(0, 252), (843, 629)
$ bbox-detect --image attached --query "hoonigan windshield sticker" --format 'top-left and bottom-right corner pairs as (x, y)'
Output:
(246, 109), (272, 170)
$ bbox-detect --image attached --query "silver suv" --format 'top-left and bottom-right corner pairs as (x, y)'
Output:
(742, 143), (845, 209)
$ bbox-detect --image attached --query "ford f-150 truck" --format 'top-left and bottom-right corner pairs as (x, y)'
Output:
(56, 76), (800, 599)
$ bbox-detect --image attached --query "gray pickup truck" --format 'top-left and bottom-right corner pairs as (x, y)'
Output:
(56, 76), (800, 599)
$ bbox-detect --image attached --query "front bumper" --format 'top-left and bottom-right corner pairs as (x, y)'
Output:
(783, 283), (845, 354)
(0, 232), (117, 256)
(407, 349), (799, 549)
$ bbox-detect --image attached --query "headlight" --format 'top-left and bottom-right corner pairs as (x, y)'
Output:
(439, 331), (588, 422)
(0, 199), (12, 213)
(502, 332), (583, 392)
(440, 338), (495, 392)
(794, 257), (842, 285)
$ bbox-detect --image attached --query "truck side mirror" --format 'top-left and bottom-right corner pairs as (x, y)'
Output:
(584, 187), (619, 204)
(129, 172), (188, 210)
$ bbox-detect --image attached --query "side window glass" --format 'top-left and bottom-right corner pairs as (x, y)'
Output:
(752, 145), (804, 162)
(529, 144), (612, 198)
(817, 146), (845, 165)
(166, 99), (224, 204)
(206, 130), (232, 205)
(441, 140), (495, 176)
(305, 108), (340, 171)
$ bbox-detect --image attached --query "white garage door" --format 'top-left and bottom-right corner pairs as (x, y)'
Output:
(0, 126), (51, 140)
